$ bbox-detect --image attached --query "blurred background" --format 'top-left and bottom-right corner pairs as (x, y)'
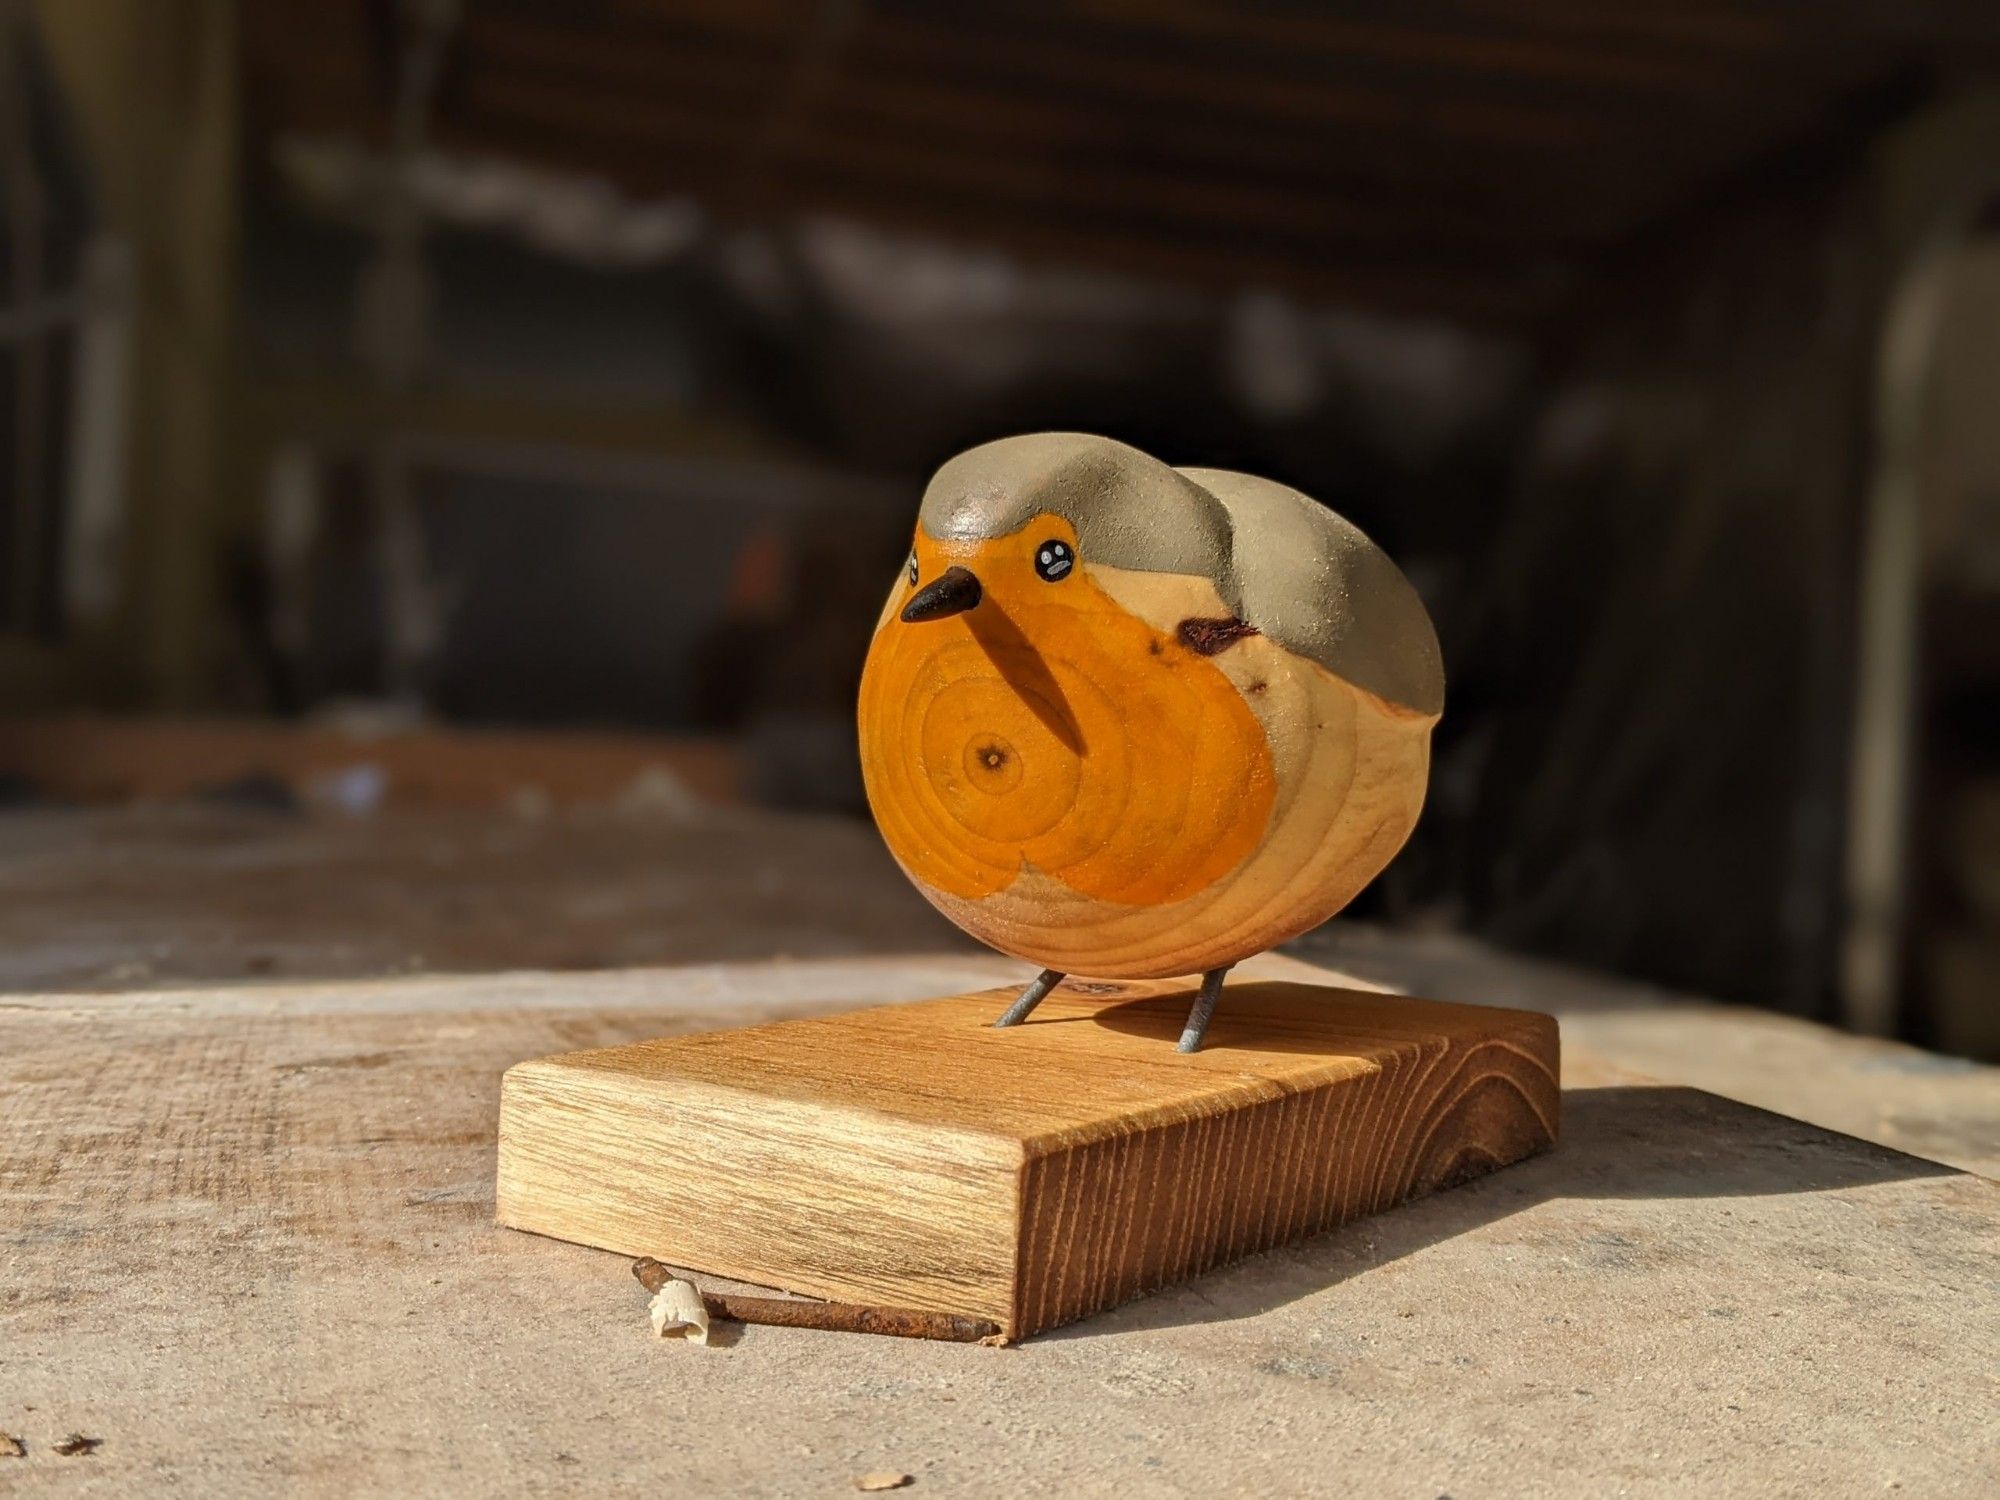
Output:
(3, 0), (1997, 1055)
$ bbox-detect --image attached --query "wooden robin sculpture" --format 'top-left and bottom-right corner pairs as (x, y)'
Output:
(858, 433), (1444, 1051)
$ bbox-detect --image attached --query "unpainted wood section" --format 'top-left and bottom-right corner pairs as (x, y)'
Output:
(507, 980), (1377, 1141)
(495, 978), (1559, 1338)
(1013, 989), (1557, 1333)
(498, 1059), (1024, 1323)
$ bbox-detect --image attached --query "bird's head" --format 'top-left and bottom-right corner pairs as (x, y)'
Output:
(897, 433), (1233, 628)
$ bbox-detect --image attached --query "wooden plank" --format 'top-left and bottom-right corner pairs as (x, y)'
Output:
(497, 976), (1558, 1338)
(0, 799), (1990, 1175)
(2, 951), (1996, 1492)
(0, 714), (741, 809)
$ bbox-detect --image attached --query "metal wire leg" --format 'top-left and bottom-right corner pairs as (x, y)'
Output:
(1177, 965), (1231, 1053)
(993, 969), (1064, 1028)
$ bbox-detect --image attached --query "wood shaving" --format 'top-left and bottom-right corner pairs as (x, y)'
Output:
(647, 1278), (711, 1344)
(631, 1257), (999, 1342)
(854, 1473), (912, 1492)
(0, 1434), (23, 1458)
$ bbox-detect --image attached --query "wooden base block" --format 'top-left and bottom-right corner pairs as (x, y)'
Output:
(496, 978), (1560, 1340)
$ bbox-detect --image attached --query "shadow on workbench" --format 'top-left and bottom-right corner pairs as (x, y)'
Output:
(1046, 1085), (1957, 1339)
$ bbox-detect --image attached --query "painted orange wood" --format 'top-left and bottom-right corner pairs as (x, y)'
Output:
(859, 518), (1278, 908)
(497, 977), (1559, 1340)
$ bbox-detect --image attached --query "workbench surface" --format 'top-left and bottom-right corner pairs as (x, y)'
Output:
(3, 805), (1996, 1495)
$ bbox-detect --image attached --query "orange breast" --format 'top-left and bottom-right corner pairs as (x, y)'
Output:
(858, 547), (1277, 910)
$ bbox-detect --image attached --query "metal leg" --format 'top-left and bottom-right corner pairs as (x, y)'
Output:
(993, 969), (1064, 1028)
(1177, 965), (1231, 1053)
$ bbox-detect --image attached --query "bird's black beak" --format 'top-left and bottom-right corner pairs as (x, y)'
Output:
(901, 565), (982, 622)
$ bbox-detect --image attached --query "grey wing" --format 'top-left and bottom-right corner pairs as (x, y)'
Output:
(1177, 467), (1444, 717)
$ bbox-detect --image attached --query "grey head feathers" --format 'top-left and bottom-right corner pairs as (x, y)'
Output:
(921, 433), (1234, 586)
(918, 432), (1444, 717)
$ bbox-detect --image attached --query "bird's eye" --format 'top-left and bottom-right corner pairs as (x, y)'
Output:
(1034, 539), (1074, 582)
(907, 552), (919, 586)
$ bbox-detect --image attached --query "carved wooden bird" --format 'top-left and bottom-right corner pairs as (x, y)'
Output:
(858, 433), (1443, 1051)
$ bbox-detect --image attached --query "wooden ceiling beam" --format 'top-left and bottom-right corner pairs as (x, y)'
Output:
(473, 11), (1602, 151)
(464, 13), (1587, 157)
(234, 0), (1969, 323)
(439, 107), (1566, 312)
(445, 67), (1613, 255)
(1055, 0), (1773, 90)
(450, 27), (1644, 241)
(1445, 0), (1793, 55)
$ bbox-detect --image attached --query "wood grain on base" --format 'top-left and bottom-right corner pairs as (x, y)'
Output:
(497, 978), (1558, 1339)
